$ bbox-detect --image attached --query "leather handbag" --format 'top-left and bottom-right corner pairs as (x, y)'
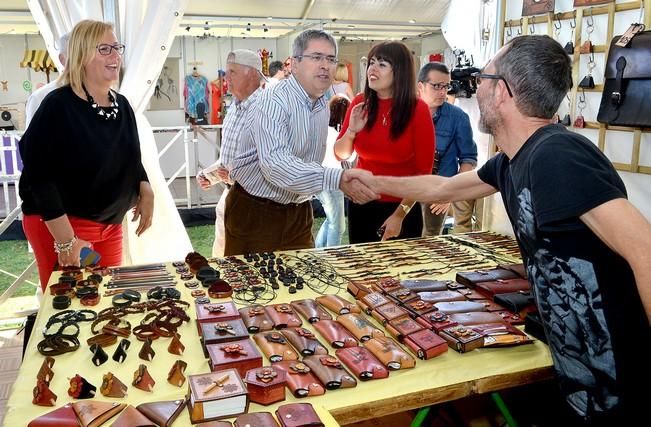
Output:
(265, 304), (303, 329)
(253, 331), (300, 362)
(110, 405), (156, 427)
(312, 319), (358, 348)
(71, 401), (126, 427)
(315, 294), (361, 315)
(273, 361), (326, 398)
(455, 268), (520, 287)
(475, 278), (531, 298)
(598, 31), (651, 127)
(302, 355), (357, 390)
(290, 299), (333, 323)
(234, 412), (279, 427)
(239, 305), (274, 333)
(363, 335), (416, 370)
(275, 403), (324, 427)
(281, 327), (328, 356)
(27, 403), (80, 427)
(136, 399), (186, 427)
(335, 346), (390, 380)
(337, 313), (384, 342)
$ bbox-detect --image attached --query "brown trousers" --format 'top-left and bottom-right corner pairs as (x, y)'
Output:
(224, 183), (314, 256)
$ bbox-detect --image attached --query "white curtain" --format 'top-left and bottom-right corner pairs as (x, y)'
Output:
(26, 0), (193, 264)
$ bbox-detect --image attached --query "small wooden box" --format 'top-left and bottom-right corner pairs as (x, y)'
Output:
(186, 368), (249, 423)
(195, 300), (241, 333)
(206, 338), (263, 378)
(244, 366), (287, 406)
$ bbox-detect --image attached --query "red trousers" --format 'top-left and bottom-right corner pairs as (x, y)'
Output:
(23, 215), (123, 290)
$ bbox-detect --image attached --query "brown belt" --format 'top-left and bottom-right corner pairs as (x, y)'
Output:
(232, 183), (308, 209)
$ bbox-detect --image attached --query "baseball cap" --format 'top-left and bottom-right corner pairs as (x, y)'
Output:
(227, 49), (266, 80)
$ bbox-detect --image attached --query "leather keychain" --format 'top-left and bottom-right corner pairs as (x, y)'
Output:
(574, 90), (587, 128)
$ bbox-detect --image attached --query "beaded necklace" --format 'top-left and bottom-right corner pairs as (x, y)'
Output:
(82, 83), (119, 120)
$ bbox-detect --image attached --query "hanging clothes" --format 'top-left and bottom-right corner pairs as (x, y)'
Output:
(183, 74), (209, 119)
(210, 79), (222, 124)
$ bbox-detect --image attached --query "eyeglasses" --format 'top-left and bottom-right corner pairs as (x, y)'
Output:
(294, 53), (338, 65)
(425, 81), (452, 91)
(472, 72), (513, 97)
(96, 44), (125, 56)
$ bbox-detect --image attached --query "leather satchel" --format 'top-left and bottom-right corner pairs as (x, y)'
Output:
(275, 403), (324, 427)
(234, 412), (279, 427)
(312, 319), (358, 348)
(363, 335), (416, 370)
(72, 401), (126, 427)
(265, 304), (303, 329)
(455, 268), (519, 287)
(110, 405), (156, 427)
(281, 327), (328, 356)
(302, 355), (357, 390)
(290, 299), (333, 323)
(27, 403), (80, 427)
(253, 331), (300, 362)
(598, 31), (651, 127)
(336, 346), (389, 380)
(315, 294), (361, 315)
(273, 361), (326, 398)
(136, 399), (186, 427)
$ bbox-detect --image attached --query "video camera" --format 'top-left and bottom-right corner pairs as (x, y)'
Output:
(448, 49), (480, 98)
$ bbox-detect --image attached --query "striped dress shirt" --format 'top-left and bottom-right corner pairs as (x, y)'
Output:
(218, 87), (262, 171)
(230, 76), (343, 204)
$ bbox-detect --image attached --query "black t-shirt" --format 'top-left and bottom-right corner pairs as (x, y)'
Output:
(19, 85), (148, 224)
(478, 124), (649, 419)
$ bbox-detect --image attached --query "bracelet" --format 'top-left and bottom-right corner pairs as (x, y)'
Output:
(54, 236), (78, 254)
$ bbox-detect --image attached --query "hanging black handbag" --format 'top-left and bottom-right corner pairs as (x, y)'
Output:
(597, 31), (651, 127)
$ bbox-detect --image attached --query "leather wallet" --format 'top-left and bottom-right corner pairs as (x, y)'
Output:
(234, 412), (279, 427)
(387, 288), (419, 304)
(403, 329), (448, 360)
(439, 325), (485, 353)
(358, 292), (391, 314)
(337, 313), (384, 342)
(476, 299), (506, 312)
(275, 402), (324, 427)
(403, 299), (437, 318)
(239, 305), (274, 333)
(273, 361), (325, 398)
(455, 288), (487, 300)
(265, 303), (303, 329)
(290, 299), (333, 323)
(196, 422), (233, 427)
(281, 327), (328, 356)
(475, 278), (531, 298)
(302, 355), (357, 390)
(400, 279), (451, 292)
(493, 290), (536, 313)
(347, 279), (374, 299)
(27, 403), (80, 427)
(417, 290), (466, 303)
(136, 399), (187, 427)
(371, 302), (409, 325)
(364, 335), (416, 370)
(72, 401), (126, 427)
(448, 312), (504, 326)
(455, 268), (519, 287)
(370, 276), (402, 294)
(472, 323), (533, 347)
(253, 331), (300, 362)
(111, 405), (155, 427)
(386, 316), (425, 342)
(416, 311), (458, 333)
(497, 263), (527, 278)
(336, 346), (389, 381)
(315, 294), (360, 315)
(312, 319), (358, 348)
(434, 301), (487, 314)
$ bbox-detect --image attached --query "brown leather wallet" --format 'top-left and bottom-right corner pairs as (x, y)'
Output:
(132, 364), (156, 392)
(167, 360), (188, 387)
(387, 288), (419, 304)
(347, 279), (374, 299)
(265, 304), (303, 329)
(275, 402), (324, 427)
(363, 335), (416, 370)
(371, 302), (410, 326)
(475, 278), (531, 298)
(315, 294), (361, 315)
(27, 403), (79, 427)
(416, 311), (458, 333)
(253, 331), (300, 362)
(455, 288), (487, 300)
(336, 346), (389, 381)
(302, 355), (357, 390)
(290, 299), (333, 323)
(404, 299), (437, 318)
(434, 301), (487, 314)
(439, 325), (485, 353)
(370, 276), (402, 294)
(111, 405), (155, 427)
(400, 279), (451, 292)
(281, 327), (328, 356)
(273, 361), (325, 398)
(72, 401), (126, 427)
(234, 412), (279, 427)
(386, 316), (425, 342)
(358, 292), (391, 314)
(136, 398), (186, 427)
(239, 305), (274, 333)
(497, 262), (527, 278)
(403, 329), (448, 360)
(448, 312), (504, 326)
(337, 313), (384, 342)
(455, 268), (520, 287)
(417, 290), (466, 303)
(312, 319), (358, 348)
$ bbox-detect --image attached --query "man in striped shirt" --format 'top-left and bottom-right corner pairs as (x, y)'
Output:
(225, 29), (376, 255)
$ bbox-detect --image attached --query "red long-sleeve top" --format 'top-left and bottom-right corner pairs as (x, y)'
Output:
(338, 94), (435, 202)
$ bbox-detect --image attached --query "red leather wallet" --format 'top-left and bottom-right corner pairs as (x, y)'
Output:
(336, 346), (389, 381)
(27, 403), (80, 427)
(403, 329), (448, 360)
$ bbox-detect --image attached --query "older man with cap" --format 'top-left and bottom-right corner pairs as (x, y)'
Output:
(197, 49), (264, 257)
(224, 29), (376, 256)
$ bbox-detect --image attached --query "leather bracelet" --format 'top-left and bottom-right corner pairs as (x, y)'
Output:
(86, 333), (118, 347)
(49, 282), (72, 296)
(75, 286), (97, 298)
(88, 273), (103, 284)
(60, 268), (83, 282)
(53, 295), (71, 310)
(191, 289), (206, 297)
(102, 318), (132, 337)
(37, 334), (80, 356)
(43, 319), (80, 338)
(132, 324), (160, 341)
(122, 289), (141, 302)
(77, 279), (99, 289)
(57, 275), (76, 286)
(112, 294), (132, 308)
(150, 320), (176, 337)
(81, 293), (101, 306)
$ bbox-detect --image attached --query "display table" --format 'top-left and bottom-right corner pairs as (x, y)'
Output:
(3, 234), (554, 426)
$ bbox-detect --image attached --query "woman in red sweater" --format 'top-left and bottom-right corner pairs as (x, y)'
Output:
(335, 42), (435, 243)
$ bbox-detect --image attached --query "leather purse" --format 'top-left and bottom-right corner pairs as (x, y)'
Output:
(72, 401), (126, 427)
(290, 299), (333, 323)
(234, 412), (279, 427)
(475, 278), (531, 298)
(337, 313), (384, 342)
(312, 319), (358, 348)
(336, 346), (389, 380)
(253, 331), (300, 362)
(136, 399), (186, 427)
(403, 329), (448, 360)
(315, 294), (361, 315)
(239, 305), (274, 333)
(363, 335), (416, 370)
(273, 361), (326, 398)
(400, 279), (451, 292)
(455, 268), (519, 287)
(494, 290), (536, 313)
(275, 402), (324, 427)
(265, 303), (303, 329)
(281, 327), (328, 356)
(27, 403), (80, 427)
(598, 31), (651, 127)
(434, 301), (487, 314)
(110, 405), (156, 427)
(448, 312), (504, 326)
(403, 299), (437, 318)
(417, 290), (465, 303)
(416, 311), (458, 333)
(302, 355), (357, 390)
